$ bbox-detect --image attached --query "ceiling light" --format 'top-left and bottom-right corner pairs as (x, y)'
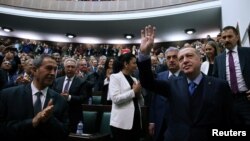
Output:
(2, 27), (13, 32)
(185, 29), (196, 35)
(124, 34), (134, 39)
(66, 33), (76, 38)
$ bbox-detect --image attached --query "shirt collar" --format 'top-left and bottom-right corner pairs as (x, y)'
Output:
(187, 73), (203, 85)
(31, 82), (48, 96)
(226, 45), (238, 54)
(169, 70), (181, 77)
(64, 76), (75, 81)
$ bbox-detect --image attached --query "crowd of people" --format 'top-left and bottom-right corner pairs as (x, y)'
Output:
(0, 25), (250, 141)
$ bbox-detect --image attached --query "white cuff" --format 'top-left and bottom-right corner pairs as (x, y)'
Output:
(67, 95), (71, 101)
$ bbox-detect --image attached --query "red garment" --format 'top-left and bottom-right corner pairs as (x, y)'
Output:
(121, 48), (131, 54)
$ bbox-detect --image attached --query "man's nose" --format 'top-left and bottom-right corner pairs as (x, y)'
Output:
(183, 57), (188, 63)
(50, 69), (56, 75)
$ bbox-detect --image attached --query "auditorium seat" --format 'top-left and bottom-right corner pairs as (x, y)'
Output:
(99, 112), (111, 134)
(82, 111), (98, 133)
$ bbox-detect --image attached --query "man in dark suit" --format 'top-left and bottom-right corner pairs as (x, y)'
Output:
(138, 25), (232, 141)
(0, 68), (6, 90)
(213, 26), (250, 127)
(52, 58), (88, 133)
(76, 59), (97, 97)
(149, 47), (182, 141)
(0, 54), (69, 141)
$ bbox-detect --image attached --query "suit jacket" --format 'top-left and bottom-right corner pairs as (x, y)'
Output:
(0, 84), (69, 141)
(138, 59), (232, 141)
(213, 47), (250, 89)
(109, 71), (144, 130)
(85, 48), (95, 57)
(149, 71), (169, 141)
(150, 70), (184, 141)
(52, 76), (88, 132)
(0, 69), (5, 90)
(79, 71), (97, 98)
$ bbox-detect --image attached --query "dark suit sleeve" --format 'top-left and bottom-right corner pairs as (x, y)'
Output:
(0, 89), (36, 139)
(39, 93), (69, 139)
(149, 94), (156, 122)
(137, 58), (169, 96)
(221, 81), (233, 127)
(70, 78), (88, 104)
(0, 69), (6, 90)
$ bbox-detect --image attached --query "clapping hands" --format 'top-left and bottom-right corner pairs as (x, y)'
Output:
(32, 99), (54, 127)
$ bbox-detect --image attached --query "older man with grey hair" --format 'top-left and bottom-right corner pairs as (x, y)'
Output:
(149, 46), (183, 141)
(52, 57), (88, 133)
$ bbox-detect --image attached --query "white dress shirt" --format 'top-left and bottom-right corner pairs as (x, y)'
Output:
(226, 46), (248, 92)
(31, 82), (48, 109)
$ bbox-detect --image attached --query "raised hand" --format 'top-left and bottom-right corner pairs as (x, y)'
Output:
(140, 25), (156, 55)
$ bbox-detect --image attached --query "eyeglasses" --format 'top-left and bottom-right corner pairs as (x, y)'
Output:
(80, 64), (87, 66)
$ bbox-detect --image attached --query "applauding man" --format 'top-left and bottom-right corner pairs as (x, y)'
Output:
(0, 55), (69, 141)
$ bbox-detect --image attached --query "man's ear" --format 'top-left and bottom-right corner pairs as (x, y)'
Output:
(237, 35), (240, 41)
(31, 66), (37, 74)
(123, 62), (128, 68)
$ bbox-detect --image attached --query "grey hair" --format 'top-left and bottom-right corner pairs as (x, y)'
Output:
(33, 54), (53, 68)
(179, 47), (201, 58)
(64, 58), (77, 67)
(165, 47), (179, 54)
(52, 52), (60, 57)
(99, 55), (107, 60)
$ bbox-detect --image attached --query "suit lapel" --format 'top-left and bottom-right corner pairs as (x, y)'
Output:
(221, 52), (226, 79)
(44, 88), (53, 109)
(165, 71), (169, 79)
(194, 76), (212, 123)
(69, 77), (76, 93)
(24, 84), (35, 116)
(176, 78), (191, 122)
(120, 72), (132, 89)
(238, 48), (245, 71)
(59, 77), (66, 92)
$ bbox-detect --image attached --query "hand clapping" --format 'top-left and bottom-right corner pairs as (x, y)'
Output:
(32, 99), (54, 127)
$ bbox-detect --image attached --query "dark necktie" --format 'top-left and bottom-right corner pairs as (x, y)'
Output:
(228, 51), (238, 94)
(63, 78), (71, 92)
(188, 82), (196, 96)
(169, 74), (176, 79)
(34, 92), (42, 115)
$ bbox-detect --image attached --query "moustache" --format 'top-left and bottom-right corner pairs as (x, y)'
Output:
(224, 42), (232, 46)
(47, 75), (55, 79)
